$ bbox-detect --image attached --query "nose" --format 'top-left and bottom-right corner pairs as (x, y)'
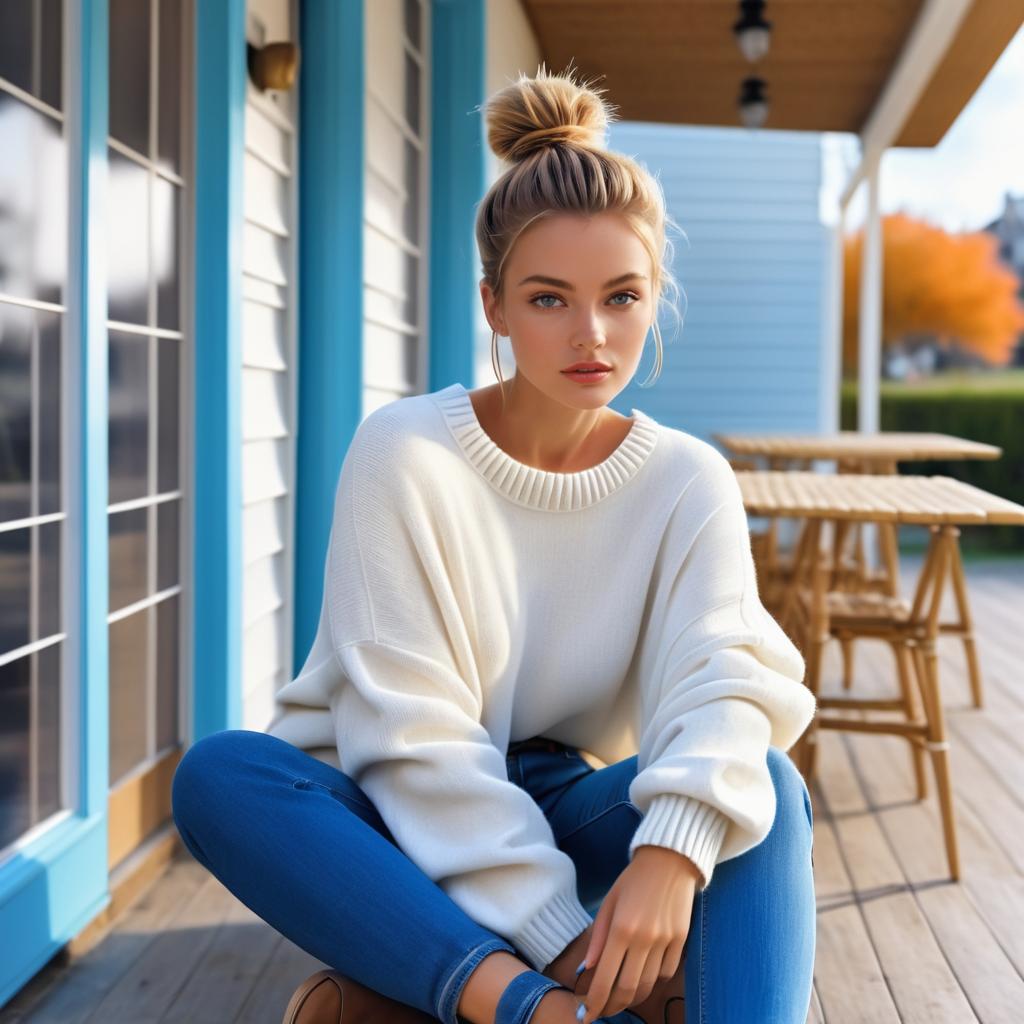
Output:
(571, 307), (608, 350)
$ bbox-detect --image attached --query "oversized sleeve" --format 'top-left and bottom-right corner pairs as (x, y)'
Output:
(625, 444), (817, 890)
(321, 411), (593, 972)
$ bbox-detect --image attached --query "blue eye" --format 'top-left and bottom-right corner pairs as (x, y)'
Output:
(530, 291), (639, 309)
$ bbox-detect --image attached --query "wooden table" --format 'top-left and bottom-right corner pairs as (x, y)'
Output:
(715, 431), (1002, 473)
(733, 470), (1024, 880)
(717, 433), (1005, 706)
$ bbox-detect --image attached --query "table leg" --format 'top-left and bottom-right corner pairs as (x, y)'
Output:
(910, 526), (962, 881)
(941, 534), (984, 709)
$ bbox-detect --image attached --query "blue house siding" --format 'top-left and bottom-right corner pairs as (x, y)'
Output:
(608, 124), (830, 443)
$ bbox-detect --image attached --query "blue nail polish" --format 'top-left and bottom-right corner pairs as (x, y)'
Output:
(576, 1002), (586, 1022)
(575, 959), (587, 977)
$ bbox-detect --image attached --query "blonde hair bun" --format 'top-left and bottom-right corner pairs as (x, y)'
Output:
(484, 62), (617, 164)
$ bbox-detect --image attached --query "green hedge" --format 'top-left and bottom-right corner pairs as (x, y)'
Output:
(840, 378), (1024, 552)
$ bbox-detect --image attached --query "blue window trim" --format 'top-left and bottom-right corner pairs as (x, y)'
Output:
(291, 0), (366, 671)
(291, 0), (488, 672)
(0, 0), (111, 1005)
(429, 0), (486, 393)
(192, 0), (246, 737)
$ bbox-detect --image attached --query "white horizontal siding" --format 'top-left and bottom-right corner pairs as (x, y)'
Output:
(608, 123), (831, 443)
(363, 0), (429, 411)
(242, 0), (298, 735)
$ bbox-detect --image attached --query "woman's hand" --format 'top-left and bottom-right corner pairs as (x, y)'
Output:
(576, 846), (699, 1023)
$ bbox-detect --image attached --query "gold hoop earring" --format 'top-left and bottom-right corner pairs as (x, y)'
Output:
(636, 322), (663, 388)
(491, 329), (508, 404)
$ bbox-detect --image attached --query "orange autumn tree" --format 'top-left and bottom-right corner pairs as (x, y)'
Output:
(842, 212), (1024, 373)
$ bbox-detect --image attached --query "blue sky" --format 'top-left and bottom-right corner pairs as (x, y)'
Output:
(825, 23), (1024, 234)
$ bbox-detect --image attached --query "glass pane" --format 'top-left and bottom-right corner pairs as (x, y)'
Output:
(157, 336), (180, 493)
(157, 0), (182, 175)
(404, 49), (420, 133)
(0, 654), (31, 849)
(108, 148), (150, 326)
(109, 506), (148, 613)
(0, 527), (30, 656)
(403, 0), (421, 50)
(36, 641), (62, 819)
(154, 177), (180, 330)
(157, 499), (178, 591)
(108, 331), (149, 504)
(0, 3), (32, 94)
(0, 303), (32, 523)
(109, 610), (149, 784)
(0, 1), (62, 108)
(38, 520), (61, 639)
(40, 0), (63, 111)
(403, 137), (419, 241)
(38, 311), (62, 517)
(0, 92), (68, 305)
(155, 595), (178, 751)
(109, 0), (151, 155)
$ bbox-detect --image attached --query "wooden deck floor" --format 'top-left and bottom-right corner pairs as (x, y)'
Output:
(3, 555), (1023, 1023)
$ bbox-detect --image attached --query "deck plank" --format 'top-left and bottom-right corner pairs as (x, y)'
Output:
(159, 895), (283, 1024)
(2, 857), (211, 1024)
(860, 892), (978, 1023)
(82, 871), (238, 1023)
(232, 936), (326, 1024)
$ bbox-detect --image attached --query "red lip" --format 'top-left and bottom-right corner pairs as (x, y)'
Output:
(562, 362), (612, 372)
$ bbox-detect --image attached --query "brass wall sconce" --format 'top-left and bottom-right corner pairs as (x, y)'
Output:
(247, 41), (300, 92)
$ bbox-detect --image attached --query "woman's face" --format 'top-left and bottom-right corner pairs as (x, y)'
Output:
(480, 212), (656, 409)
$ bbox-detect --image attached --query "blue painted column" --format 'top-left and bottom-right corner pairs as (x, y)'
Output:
(292, 0), (366, 671)
(429, 0), (487, 393)
(193, 0), (246, 737)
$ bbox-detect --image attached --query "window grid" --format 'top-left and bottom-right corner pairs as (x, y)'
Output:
(0, 73), (62, 123)
(106, 0), (189, 786)
(0, 17), (67, 856)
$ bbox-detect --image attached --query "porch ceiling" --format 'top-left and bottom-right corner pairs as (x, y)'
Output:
(521, 0), (1024, 146)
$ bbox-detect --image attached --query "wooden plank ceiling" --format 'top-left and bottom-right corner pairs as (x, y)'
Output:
(521, 1), (1024, 146)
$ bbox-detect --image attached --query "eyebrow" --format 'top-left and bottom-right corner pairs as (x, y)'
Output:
(516, 272), (647, 290)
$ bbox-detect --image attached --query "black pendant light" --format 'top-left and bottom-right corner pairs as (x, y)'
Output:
(733, 0), (773, 63)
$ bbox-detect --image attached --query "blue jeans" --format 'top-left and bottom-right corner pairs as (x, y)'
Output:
(170, 730), (815, 1024)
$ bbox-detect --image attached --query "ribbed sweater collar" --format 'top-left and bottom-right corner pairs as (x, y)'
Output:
(433, 382), (659, 512)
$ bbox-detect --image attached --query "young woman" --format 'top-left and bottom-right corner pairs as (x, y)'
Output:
(171, 66), (818, 1024)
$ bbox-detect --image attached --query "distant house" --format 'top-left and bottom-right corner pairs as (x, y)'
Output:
(984, 191), (1024, 365)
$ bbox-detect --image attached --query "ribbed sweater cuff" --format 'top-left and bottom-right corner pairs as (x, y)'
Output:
(512, 887), (594, 973)
(628, 794), (729, 890)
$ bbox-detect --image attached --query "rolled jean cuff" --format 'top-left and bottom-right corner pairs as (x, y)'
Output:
(495, 970), (564, 1024)
(440, 936), (519, 1024)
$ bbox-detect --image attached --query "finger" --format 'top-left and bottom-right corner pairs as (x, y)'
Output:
(581, 933), (628, 1024)
(584, 892), (615, 971)
(631, 943), (668, 1009)
(606, 943), (659, 1018)
(662, 932), (687, 982)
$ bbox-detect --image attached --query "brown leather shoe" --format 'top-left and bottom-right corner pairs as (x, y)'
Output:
(281, 968), (437, 1023)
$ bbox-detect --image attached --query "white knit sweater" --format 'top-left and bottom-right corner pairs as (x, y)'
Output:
(266, 381), (816, 971)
